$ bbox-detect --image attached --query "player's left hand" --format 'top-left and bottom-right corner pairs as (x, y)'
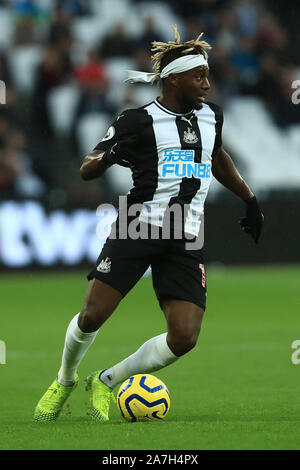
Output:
(239, 196), (264, 244)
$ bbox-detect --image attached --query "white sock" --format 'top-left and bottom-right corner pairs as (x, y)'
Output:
(57, 313), (99, 386)
(100, 333), (178, 389)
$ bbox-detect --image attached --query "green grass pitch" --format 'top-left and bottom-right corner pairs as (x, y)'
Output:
(0, 266), (300, 450)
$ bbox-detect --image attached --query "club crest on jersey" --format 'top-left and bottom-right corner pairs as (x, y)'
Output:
(183, 127), (198, 144)
(97, 257), (111, 273)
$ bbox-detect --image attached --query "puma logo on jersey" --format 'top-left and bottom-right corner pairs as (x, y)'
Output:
(181, 116), (193, 126)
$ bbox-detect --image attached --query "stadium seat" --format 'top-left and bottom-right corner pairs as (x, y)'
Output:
(105, 57), (135, 86)
(132, 84), (158, 106)
(106, 164), (133, 196)
(106, 83), (151, 110)
(91, 0), (143, 38)
(0, 8), (13, 48)
(76, 112), (111, 156)
(9, 45), (43, 95)
(71, 17), (108, 48)
(47, 84), (81, 136)
(91, 0), (131, 24)
(34, 0), (54, 12)
(106, 82), (128, 107)
(223, 97), (300, 190)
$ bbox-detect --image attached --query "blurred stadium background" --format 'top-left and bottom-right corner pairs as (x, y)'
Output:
(0, 0), (299, 270)
(1, 0), (300, 451)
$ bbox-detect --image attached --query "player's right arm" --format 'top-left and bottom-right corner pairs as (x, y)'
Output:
(80, 150), (109, 180)
(80, 109), (140, 181)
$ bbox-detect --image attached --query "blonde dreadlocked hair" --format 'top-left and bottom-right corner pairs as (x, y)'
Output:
(151, 24), (211, 83)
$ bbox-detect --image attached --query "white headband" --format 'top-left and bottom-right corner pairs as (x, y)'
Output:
(124, 54), (208, 84)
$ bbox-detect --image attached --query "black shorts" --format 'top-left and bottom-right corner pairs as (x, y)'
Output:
(87, 230), (207, 311)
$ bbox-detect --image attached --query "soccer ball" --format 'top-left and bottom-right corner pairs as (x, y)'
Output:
(117, 374), (170, 422)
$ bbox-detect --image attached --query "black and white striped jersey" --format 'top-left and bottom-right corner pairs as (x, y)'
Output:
(94, 98), (223, 238)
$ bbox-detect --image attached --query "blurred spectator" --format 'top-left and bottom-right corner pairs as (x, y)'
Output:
(132, 48), (152, 73)
(0, 49), (11, 87)
(184, 17), (213, 44)
(71, 49), (116, 149)
(256, 12), (288, 53)
(170, 0), (229, 18)
(0, 129), (45, 198)
(247, 51), (280, 105)
(48, 7), (72, 45)
(272, 64), (300, 127)
(73, 49), (115, 117)
(0, 111), (10, 149)
(215, 10), (237, 52)
(246, 58), (300, 127)
(210, 44), (239, 100)
(74, 49), (107, 88)
(32, 43), (72, 134)
(54, 0), (92, 17)
(231, 36), (259, 84)
(12, 0), (48, 45)
(12, 0), (43, 18)
(135, 17), (164, 50)
(73, 83), (116, 119)
(13, 17), (41, 45)
(234, 0), (259, 37)
(98, 23), (135, 59)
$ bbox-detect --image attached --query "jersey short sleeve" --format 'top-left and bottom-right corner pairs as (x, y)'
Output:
(206, 102), (224, 157)
(93, 109), (141, 153)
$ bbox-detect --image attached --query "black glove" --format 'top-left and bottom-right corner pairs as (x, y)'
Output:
(102, 134), (138, 169)
(239, 196), (264, 244)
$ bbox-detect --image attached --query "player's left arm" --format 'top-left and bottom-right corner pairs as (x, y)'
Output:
(212, 146), (264, 244)
(212, 146), (253, 200)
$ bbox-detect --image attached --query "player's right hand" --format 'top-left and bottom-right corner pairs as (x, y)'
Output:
(102, 134), (138, 168)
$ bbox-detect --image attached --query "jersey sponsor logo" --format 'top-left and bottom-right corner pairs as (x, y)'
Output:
(97, 257), (111, 273)
(101, 126), (115, 141)
(162, 149), (194, 162)
(161, 149), (211, 179)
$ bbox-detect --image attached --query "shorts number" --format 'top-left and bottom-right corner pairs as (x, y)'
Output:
(199, 264), (206, 288)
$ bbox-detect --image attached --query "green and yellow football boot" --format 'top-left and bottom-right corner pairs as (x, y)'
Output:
(34, 375), (78, 423)
(85, 370), (115, 422)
